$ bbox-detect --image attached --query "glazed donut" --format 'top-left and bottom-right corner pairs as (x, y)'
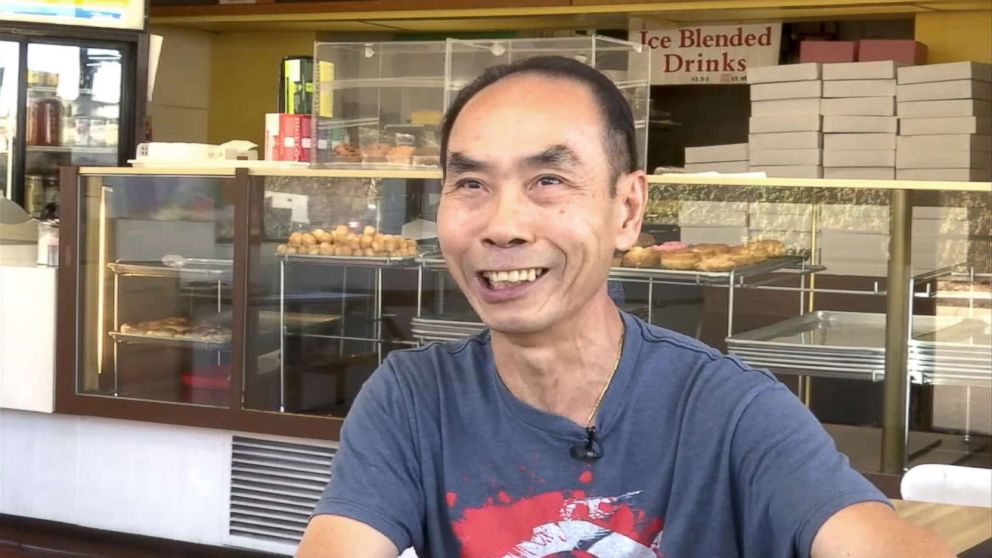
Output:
(659, 250), (700, 270)
(621, 246), (660, 268)
(695, 255), (737, 272)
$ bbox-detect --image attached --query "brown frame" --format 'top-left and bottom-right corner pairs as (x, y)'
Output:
(55, 166), (345, 440)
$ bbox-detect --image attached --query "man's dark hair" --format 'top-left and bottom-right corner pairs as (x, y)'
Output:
(439, 55), (639, 191)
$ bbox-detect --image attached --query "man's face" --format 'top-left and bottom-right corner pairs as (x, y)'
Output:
(437, 73), (640, 335)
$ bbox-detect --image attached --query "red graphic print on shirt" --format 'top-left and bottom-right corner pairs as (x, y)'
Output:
(451, 490), (664, 557)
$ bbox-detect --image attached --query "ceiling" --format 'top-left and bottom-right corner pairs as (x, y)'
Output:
(149, 0), (991, 33)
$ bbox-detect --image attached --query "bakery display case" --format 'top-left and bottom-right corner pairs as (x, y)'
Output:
(311, 41), (447, 168)
(64, 170), (240, 408)
(444, 36), (651, 168)
(243, 171), (439, 417)
(57, 167), (990, 469)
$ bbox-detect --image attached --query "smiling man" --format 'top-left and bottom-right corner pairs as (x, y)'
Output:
(296, 56), (953, 558)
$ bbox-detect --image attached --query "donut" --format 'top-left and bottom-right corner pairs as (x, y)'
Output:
(690, 243), (730, 258)
(748, 239), (786, 256)
(332, 143), (361, 163)
(659, 250), (700, 270)
(696, 255), (736, 272)
(652, 241), (688, 252)
(621, 246), (660, 268)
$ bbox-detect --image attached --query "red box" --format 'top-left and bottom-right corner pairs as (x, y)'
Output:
(857, 40), (927, 64)
(800, 41), (858, 63)
(265, 113), (313, 162)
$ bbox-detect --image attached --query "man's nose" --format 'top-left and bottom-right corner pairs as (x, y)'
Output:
(481, 187), (530, 248)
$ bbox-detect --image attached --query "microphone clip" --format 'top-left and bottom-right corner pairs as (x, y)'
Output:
(570, 426), (604, 461)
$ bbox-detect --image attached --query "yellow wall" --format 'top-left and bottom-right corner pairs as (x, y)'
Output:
(208, 32), (317, 146)
(915, 10), (992, 64)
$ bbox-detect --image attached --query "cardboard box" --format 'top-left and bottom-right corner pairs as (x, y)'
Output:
(823, 115), (898, 133)
(823, 149), (896, 167)
(750, 80), (822, 101)
(749, 131), (822, 149)
(824, 133), (896, 150)
(897, 99), (992, 118)
(896, 149), (991, 169)
(823, 60), (903, 80)
(679, 201), (749, 226)
(823, 167), (895, 179)
(749, 165), (823, 178)
(684, 161), (750, 173)
(265, 113), (312, 162)
(822, 79), (896, 98)
(684, 143), (749, 163)
(750, 114), (821, 133)
(749, 148), (822, 166)
(897, 134), (992, 152)
(750, 98), (821, 116)
(899, 116), (991, 135)
(898, 61), (992, 85)
(800, 41), (857, 64)
(857, 40), (927, 65)
(896, 168), (992, 181)
(746, 63), (821, 84)
(821, 97), (896, 116)
(896, 80), (992, 102)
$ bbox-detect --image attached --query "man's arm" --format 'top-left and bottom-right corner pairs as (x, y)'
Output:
(296, 515), (399, 558)
(811, 501), (954, 558)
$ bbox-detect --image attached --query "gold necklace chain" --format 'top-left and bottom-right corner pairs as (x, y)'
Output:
(583, 320), (626, 429)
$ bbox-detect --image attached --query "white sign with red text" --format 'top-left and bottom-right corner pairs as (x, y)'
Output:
(632, 23), (782, 85)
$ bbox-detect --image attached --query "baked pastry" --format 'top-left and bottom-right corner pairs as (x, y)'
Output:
(696, 255), (736, 272)
(652, 241), (688, 252)
(748, 239), (786, 256)
(690, 243), (730, 258)
(659, 250), (700, 270)
(636, 233), (657, 247)
(727, 252), (758, 266)
(361, 143), (390, 162)
(386, 145), (415, 164)
(621, 246), (659, 268)
(332, 143), (361, 163)
(288, 232), (303, 247)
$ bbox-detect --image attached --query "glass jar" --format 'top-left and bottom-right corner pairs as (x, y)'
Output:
(24, 174), (46, 215)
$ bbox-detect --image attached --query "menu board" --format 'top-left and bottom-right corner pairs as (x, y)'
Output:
(1, 0), (145, 31)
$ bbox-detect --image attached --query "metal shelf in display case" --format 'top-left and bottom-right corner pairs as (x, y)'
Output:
(108, 331), (232, 350)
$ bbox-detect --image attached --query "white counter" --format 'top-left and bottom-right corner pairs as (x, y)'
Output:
(0, 263), (57, 413)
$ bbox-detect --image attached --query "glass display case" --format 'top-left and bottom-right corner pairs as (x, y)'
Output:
(310, 36), (651, 170)
(69, 171), (238, 407)
(311, 41), (447, 169)
(244, 171), (440, 416)
(58, 167), (990, 472)
(444, 36), (651, 168)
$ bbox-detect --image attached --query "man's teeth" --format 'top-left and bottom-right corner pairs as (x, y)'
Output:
(483, 268), (544, 286)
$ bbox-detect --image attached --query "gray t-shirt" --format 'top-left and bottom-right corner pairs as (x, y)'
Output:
(315, 311), (886, 557)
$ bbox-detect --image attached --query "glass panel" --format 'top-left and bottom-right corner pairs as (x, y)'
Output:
(907, 191), (991, 469)
(313, 41), (446, 168)
(27, 43), (122, 216)
(246, 175), (441, 416)
(0, 41), (18, 201)
(76, 174), (236, 407)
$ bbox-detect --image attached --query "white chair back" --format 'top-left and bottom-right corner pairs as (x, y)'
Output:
(901, 464), (992, 508)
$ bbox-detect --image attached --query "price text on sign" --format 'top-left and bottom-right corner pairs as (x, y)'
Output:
(634, 23), (782, 85)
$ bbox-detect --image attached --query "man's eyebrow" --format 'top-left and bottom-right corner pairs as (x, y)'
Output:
(523, 144), (582, 169)
(446, 152), (490, 175)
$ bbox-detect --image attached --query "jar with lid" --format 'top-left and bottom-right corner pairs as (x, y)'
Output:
(26, 98), (62, 146)
(24, 174), (46, 215)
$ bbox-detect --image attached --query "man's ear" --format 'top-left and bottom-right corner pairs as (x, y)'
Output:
(615, 170), (648, 252)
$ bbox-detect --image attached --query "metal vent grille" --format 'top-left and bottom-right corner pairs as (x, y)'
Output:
(229, 436), (334, 546)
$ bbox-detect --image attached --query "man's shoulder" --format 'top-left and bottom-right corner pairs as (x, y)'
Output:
(381, 332), (491, 384)
(625, 313), (778, 390)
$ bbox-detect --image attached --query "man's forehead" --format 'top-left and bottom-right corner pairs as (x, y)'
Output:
(455, 73), (600, 127)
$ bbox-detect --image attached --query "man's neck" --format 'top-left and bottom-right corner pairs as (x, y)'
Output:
(490, 294), (625, 426)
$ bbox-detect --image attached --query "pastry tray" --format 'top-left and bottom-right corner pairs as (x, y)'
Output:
(416, 254), (813, 284)
(610, 255), (811, 284)
(108, 260), (232, 279)
(281, 253), (421, 268)
(109, 331), (232, 349)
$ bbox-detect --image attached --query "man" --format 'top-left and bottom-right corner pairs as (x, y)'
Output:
(298, 56), (953, 558)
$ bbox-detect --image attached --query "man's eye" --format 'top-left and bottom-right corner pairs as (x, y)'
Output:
(535, 176), (562, 187)
(456, 179), (484, 190)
